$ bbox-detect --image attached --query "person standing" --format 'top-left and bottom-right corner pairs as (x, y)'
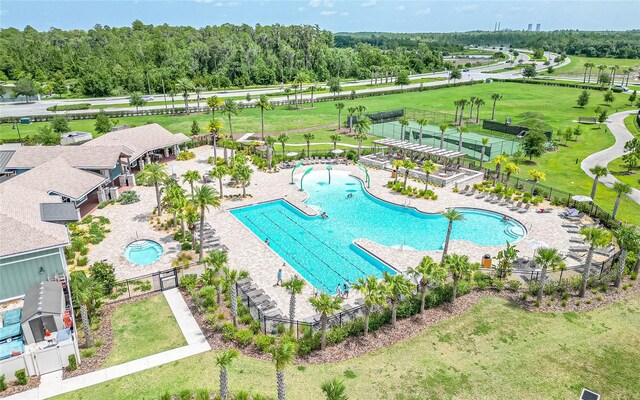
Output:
(335, 284), (342, 297)
(276, 268), (283, 285)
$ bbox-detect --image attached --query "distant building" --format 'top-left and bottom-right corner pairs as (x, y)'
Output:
(60, 131), (92, 145)
(527, 24), (533, 31)
(536, 23), (541, 32)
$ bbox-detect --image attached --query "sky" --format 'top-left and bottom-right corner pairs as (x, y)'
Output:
(0, 0), (637, 32)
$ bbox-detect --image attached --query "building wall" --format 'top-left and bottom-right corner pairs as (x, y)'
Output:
(0, 248), (66, 300)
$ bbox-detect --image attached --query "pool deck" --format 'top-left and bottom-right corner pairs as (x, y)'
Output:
(89, 145), (581, 319)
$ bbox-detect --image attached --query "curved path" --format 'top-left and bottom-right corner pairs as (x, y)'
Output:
(581, 110), (640, 204)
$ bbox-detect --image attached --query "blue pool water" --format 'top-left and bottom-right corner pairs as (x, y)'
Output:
(124, 240), (163, 266)
(231, 170), (525, 293)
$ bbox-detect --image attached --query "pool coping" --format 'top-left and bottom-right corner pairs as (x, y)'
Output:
(351, 240), (402, 274)
(123, 239), (164, 266)
(226, 197), (318, 217)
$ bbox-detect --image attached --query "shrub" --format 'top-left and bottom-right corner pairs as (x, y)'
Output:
(254, 334), (276, 352)
(297, 331), (321, 356)
(180, 242), (193, 251)
(396, 295), (420, 318)
(630, 273), (637, 281)
(534, 300), (540, 308)
(195, 286), (217, 311)
(493, 279), (505, 292)
(327, 326), (349, 345)
(528, 282), (541, 296)
(68, 355), (77, 371)
(235, 329), (254, 347)
(15, 369), (27, 385)
(249, 320), (261, 334)
(368, 309), (391, 332)
(238, 313), (253, 326)
(119, 190), (140, 204)
(222, 323), (237, 341)
(159, 392), (172, 400)
(81, 348), (96, 358)
(195, 389), (210, 400)
(597, 295), (603, 302)
(508, 280), (522, 291)
(180, 274), (198, 291)
(89, 261), (117, 295)
(0, 374), (7, 392)
(178, 390), (192, 400)
(235, 391), (250, 400)
(275, 323), (286, 335)
(176, 150), (196, 161)
(543, 281), (557, 296)
(76, 256), (89, 267)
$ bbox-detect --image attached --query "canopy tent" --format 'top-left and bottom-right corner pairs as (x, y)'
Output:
(372, 138), (465, 160)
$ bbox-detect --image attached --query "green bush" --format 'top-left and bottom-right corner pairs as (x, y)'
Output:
(15, 369), (27, 385)
(119, 190), (140, 205)
(476, 279), (490, 290)
(249, 320), (261, 334)
(46, 103), (91, 112)
(0, 374), (7, 392)
(235, 329), (254, 347)
(493, 279), (506, 292)
(89, 261), (117, 295)
(222, 322), (237, 342)
(81, 348), (96, 358)
(195, 286), (217, 311)
(178, 390), (192, 400)
(253, 334), (276, 352)
(234, 390), (250, 400)
(327, 326), (349, 345)
(76, 256), (89, 267)
(195, 389), (209, 400)
(528, 282), (541, 296)
(180, 274), (198, 291)
(176, 151), (196, 161)
(396, 295), (420, 318)
(297, 330), (321, 356)
(159, 393), (172, 400)
(368, 309), (391, 332)
(68, 355), (77, 371)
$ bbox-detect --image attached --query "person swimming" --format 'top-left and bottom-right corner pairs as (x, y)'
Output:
(346, 193), (353, 198)
(321, 212), (328, 219)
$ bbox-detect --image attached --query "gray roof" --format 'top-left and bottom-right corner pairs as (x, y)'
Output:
(40, 203), (80, 223)
(0, 150), (15, 173)
(6, 145), (131, 170)
(21, 281), (64, 323)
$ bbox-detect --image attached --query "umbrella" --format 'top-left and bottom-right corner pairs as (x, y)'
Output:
(331, 149), (344, 154)
(286, 151), (299, 157)
(572, 195), (593, 203)
(525, 239), (550, 251)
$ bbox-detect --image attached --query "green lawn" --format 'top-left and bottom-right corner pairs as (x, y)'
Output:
(56, 294), (640, 400)
(624, 113), (640, 136)
(101, 294), (186, 368)
(554, 55), (640, 77)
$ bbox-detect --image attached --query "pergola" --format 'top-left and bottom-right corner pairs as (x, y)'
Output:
(372, 138), (465, 164)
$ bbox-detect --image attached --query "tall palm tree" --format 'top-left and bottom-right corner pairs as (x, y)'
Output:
(203, 249), (227, 305)
(303, 133), (315, 157)
(613, 225), (640, 287)
(398, 116), (409, 141)
(612, 182), (632, 219)
(442, 209), (465, 260)
(609, 65), (619, 87)
(282, 276), (306, 332)
(138, 163), (168, 216)
(256, 94), (272, 140)
(416, 117), (428, 146)
(421, 160), (437, 191)
(596, 65), (607, 84)
(321, 378), (348, 400)
(206, 95), (222, 119)
(191, 185), (221, 262)
(270, 341), (296, 400)
(502, 162), (520, 188)
(195, 85), (204, 111)
(479, 137), (489, 168)
(408, 256), (447, 314)
(474, 98), (485, 123)
(164, 184), (188, 233)
(354, 117), (371, 158)
(457, 125), (468, 153)
(589, 165), (608, 200)
(277, 133), (289, 158)
(528, 169), (546, 195)
(335, 103), (345, 130)
(207, 119), (223, 158)
(453, 100), (460, 123)
(468, 97), (477, 119)
(347, 107), (357, 132)
(493, 154), (509, 180)
(351, 275), (387, 337)
(184, 203), (200, 250)
(182, 170), (201, 196)
(583, 62), (590, 83)
(438, 123), (448, 149)
(329, 133), (341, 150)
(382, 272), (413, 326)
(579, 227), (611, 297)
(587, 63), (595, 83)
(175, 78), (194, 114)
(233, 163), (253, 197)
(169, 85), (176, 113)
(71, 273), (103, 347)
(533, 247), (563, 303)
(215, 350), (238, 400)
(224, 267), (249, 327)
(220, 99), (239, 142)
(443, 253), (473, 303)
(490, 93), (502, 120)
(458, 99), (469, 124)
(401, 159), (417, 189)
(209, 165), (229, 197)
(309, 293), (343, 350)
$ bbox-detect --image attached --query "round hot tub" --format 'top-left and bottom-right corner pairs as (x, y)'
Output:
(124, 240), (163, 266)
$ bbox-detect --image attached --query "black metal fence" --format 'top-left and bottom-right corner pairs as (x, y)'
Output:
(105, 267), (195, 304)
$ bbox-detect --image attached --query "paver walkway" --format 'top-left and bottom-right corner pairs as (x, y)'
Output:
(6, 289), (210, 400)
(581, 110), (640, 204)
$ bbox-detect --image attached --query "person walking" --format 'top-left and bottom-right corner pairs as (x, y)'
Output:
(276, 268), (283, 285)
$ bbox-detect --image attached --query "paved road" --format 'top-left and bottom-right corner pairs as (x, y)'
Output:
(581, 110), (640, 204)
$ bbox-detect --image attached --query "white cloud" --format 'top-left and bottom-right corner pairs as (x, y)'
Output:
(194, 0), (215, 3)
(339, 11), (349, 16)
(214, 2), (224, 6)
(457, 4), (479, 12)
(395, 5), (404, 10)
(320, 10), (337, 15)
(227, 1), (239, 6)
(297, 6), (305, 11)
(361, 0), (376, 7)
(416, 8), (431, 15)
(309, 0), (334, 8)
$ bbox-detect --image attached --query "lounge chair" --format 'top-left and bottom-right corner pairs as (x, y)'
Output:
(510, 201), (523, 211)
(569, 245), (589, 252)
(518, 203), (531, 213)
(476, 191), (487, 199)
(465, 187), (477, 197)
(566, 212), (584, 220)
(560, 208), (579, 218)
(458, 185), (470, 195)
(484, 194), (495, 202)
(491, 195), (503, 204)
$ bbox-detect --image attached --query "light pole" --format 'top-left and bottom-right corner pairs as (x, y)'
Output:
(12, 123), (22, 144)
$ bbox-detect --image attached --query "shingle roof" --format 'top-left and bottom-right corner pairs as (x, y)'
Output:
(21, 281), (64, 323)
(82, 123), (190, 161)
(6, 145), (131, 170)
(0, 150), (15, 173)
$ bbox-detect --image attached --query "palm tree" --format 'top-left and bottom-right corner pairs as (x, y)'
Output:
(586, 63), (595, 83)
(347, 107), (357, 132)
(443, 253), (473, 303)
(256, 94), (272, 140)
(70, 273), (103, 347)
(203, 249), (227, 305)
(438, 123), (448, 149)
(277, 133), (289, 158)
(283, 87), (291, 107)
(458, 99), (469, 124)
(613, 225), (640, 287)
(215, 349), (238, 400)
(453, 100), (460, 123)
(468, 97), (477, 119)
(220, 99), (239, 142)
(224, 267), (249, 327)
(479, 137), (489, 168)
(474, 98), (485, 123)
(579, 227), (611, 297)
(191, 185), (221, 262)
(176, 78), (194, 113)
(401, 159), (417, 189)
(303, 133), (315, 157)
(209, 165), (228, 197)
(502, 162), (520, 188)
(391, 159), (403, 183)
(351, 275), (387, 337)
(169, 85), (177, 113)
(164, 184), (188, 233)
(321, 378), (348, 400)
(490, 93), (502, 120)
(195, 85), (204, 111)
(329, 133), (341, 150)
(596, 65), (607, 84)
(408, 256), (446, 314)
(309, 293), (343, 350)
(182, 170), (201, 196)
(612, 182), (632, 219)
(265, 136), (276, 170)
(533, 247), (563, 303)
(583, 62), (590, 83)
(382, 272), (413, 326)
(442, 209), (465, 260)
(493, 154), (508, 179)
(335, 103), (345, 130)
(206, 95), (222, 119)
(207, 119), (223, 158)
(421, 160), (437, 191)
(354, 117), (371, 158)
(457, 125), (468, 153)
(234, 163), (253, 197)
(610, 65), (619, 87)
(589, 165), (608, 200)
(528, 169), (546, 195)
(270, 342), (296, 400)
(282, 276), (306, 332)
(398, 116), (409, 141)
(184, 203), (199, 250)
(495, 242), (519, 280)
(138, 163), (168, 216)
(416, 117), (428, 146)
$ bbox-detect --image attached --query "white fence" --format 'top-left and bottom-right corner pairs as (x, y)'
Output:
(0, 334), (79, 381)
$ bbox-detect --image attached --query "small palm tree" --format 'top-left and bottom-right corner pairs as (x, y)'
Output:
(401, 159), (417, 189)
(256, 94), (272, 140)
(220, 99), (239, 142)
(265, 136), (276, 170)
(438, 123), (448, 149)
(351, 275), (387, 337)
(215, 349), (238, 400)
(442, 209), (465, 260)
(528, 169), (546, 195)
(383, 272), (413, 326)
(502, 162), (520, 188)
(176, 78), (194, 113)
(209, 165), (229, 197)
(457, 125), (468, 153)
(443, 253), (473, 303)
(271, 340), (296, 400)
(137, 163), (168, 216)
(329, 133), (341, 150)
(493, 154), (509, 180)
(612, 182), (632, 219)
(282, 276), (306, 332)
(421, 160), (437, 191)
(613, 225), (640, 287)
(184, 203), (199, 250)
(579, 227), (611, 297)
(408, 256), (447, 314)
(182, 170), (201, 196)
(354, 117), (371, 158)
(203, 249), (228, 305)
(224, 267), (249, 327)
(416, 117), (428, 146)
(277, 133), (289, 158)
(533, 247), (563, 303)
(479, 137), (489, 168)
(303, 133), (315, 157)
(490, 93), (502, 120)
(321, 378), (348, 400)
(589, 165), (608, 200)
(206, 95), (222, 119)
(233, 163), (253, 197)
(391, 159), (403, 183)
(71, 273), (103, 347)
(335, 103), (345, 129)
(309, 293), (343, 350)
(474, 98), (485, 122)
(398, 116), (410, 141)
(191, 185), (221, 261)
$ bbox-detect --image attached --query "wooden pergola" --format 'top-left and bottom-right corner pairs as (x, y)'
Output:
(372, 138), (465, 166)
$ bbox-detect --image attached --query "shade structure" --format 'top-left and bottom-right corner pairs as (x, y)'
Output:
(286, 151), (299, 157)
(572, 195), (593, 203)
(331, 149), (345, 154)
(372, 138), (464, 159)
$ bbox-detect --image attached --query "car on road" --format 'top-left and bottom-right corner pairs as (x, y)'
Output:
(462, 69), (470, 72)
(142, 96), (154, 101)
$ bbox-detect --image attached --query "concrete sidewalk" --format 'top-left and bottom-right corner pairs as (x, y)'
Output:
(6, 289), (211, 400)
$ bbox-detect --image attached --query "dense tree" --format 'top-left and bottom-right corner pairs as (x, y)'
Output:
(94, 110), (112, 134)
(576, 90), (590, 108)
(589, 165), (608, 200)
(52, 71), (67, 98)
(522, 130), (547, 160)
(522, 64), (537, 79)
(129, 91), (147, 113)
(442, 209), (464, 260)
(13, 77), (38, 102)
(51, 115), (70, 133)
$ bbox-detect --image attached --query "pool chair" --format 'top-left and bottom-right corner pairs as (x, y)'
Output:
(566, 212), (584, 221)
(518, 203), (531, 213)
(475, 191), (487, 199)
(458, 185), (470, 195)
(465, 187), (477, 197)
(490, 195), (504, 204)
(510, 201), (523, 211)
(569, 245), (590, 252)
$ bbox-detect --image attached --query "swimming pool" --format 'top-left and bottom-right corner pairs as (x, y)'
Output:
(231, 170), (525, 293)
(124, 240), (163, 266)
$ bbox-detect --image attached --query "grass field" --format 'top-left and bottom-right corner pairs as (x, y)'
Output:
(554, 55), (640, 78)
(101, 294), (186, 368)
(56, 294), (640, 400)
(607, 114), (640, 190)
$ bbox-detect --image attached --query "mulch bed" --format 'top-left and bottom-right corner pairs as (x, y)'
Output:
(0, 376), (40, 398)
